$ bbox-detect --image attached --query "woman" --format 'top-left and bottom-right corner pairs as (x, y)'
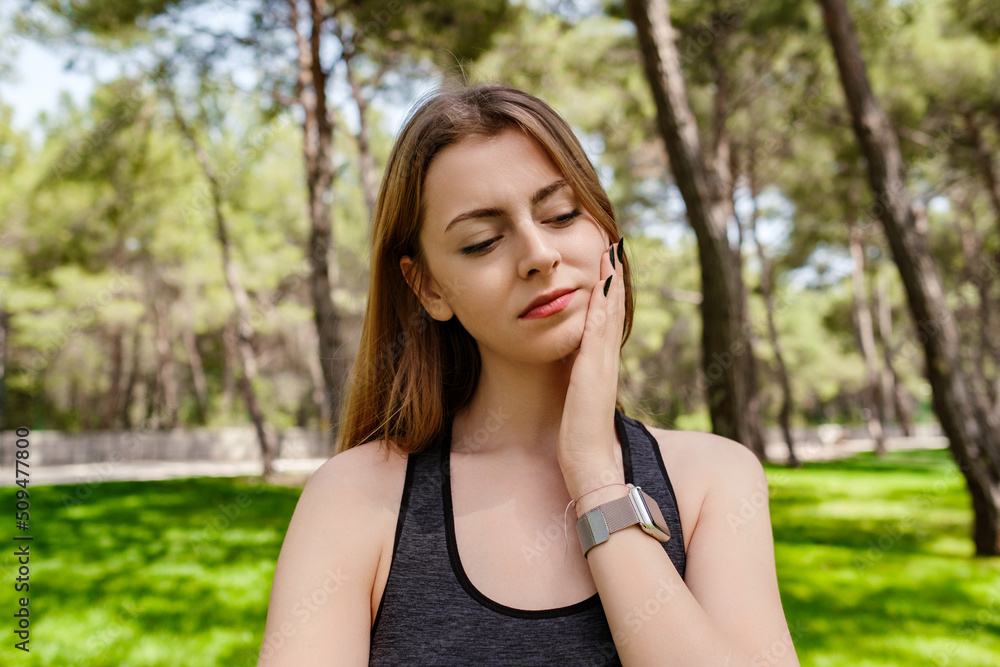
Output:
(260, 82), (798, 666)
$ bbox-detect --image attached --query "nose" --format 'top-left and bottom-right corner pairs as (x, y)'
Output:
(516, 219), (561, 278)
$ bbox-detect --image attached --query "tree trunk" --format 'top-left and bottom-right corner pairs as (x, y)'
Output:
(982, 279), (1000, 413)
(290, 0), (348, 448)
(964, 110), (1000, 240)
(182, 320), (209, 423)
(221, 319), (236, 417)
(874, 270), (916, 436)
(163, 85), (275, 476)
(101, 330), (124, 429)
(153, 296), (179, 429)
(820, 0), (1000, 555)
(954, 194), (999, 416)
(627, 0), (763, 456)
(747, 162), (798, 466)
(120, 324), (141, 428)
(873, 269), (895, 425)
(848, 222), (886, 455)
(299, 320), (329, 428)
(343, 51), (379, 221)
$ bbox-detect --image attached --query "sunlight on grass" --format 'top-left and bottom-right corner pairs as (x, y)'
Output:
(0, 453), (998, 665)
(766, 450), (1000, 666)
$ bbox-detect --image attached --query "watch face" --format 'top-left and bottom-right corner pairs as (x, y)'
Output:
(631, 487), (671, 543)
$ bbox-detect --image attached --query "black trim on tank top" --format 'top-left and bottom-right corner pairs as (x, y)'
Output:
(615, 409), (634, 484)
(627, 415), (687, 560)
(369, 445), (417, 643)
(440, 410), (633, 618)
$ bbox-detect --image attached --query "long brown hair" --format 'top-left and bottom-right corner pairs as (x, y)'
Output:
(335, 81), (639, 457)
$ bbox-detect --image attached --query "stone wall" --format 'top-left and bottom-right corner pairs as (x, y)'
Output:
(0, 421), (943, 468)
(0, 427), (330, 468)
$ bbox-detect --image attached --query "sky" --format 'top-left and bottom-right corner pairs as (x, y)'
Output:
(1, 36), (116, 133)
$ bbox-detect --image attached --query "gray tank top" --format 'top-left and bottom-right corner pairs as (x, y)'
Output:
(369, 409), (686, 666)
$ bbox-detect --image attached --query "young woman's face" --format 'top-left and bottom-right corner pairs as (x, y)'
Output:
(401, 128), (611, 364)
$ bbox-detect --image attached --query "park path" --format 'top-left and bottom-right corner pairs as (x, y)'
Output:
(0, 435), (948, 488)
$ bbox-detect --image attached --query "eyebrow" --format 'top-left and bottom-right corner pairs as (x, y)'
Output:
(444, 179), (569, 234)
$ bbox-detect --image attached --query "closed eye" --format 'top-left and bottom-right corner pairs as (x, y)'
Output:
(459, 209), (582, 256)
(551, 209), (582, 224)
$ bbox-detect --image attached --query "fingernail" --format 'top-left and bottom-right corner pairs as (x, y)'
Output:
(617, 240), (625, 265)
(603, 275), (612, 297)
(609, 245), (615, 270)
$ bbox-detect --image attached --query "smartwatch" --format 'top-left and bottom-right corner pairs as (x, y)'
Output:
(576, 484), (671, 557)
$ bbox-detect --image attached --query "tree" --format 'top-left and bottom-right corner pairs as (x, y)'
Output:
(818, 0), (1000, 555)
(28, 0), (512, 448)
(228, 0), (513, 445)
(160, 76), (277, 476)
(625, 0), (765, 456)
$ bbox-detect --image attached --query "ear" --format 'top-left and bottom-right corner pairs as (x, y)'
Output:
(399, 255), (455, 322)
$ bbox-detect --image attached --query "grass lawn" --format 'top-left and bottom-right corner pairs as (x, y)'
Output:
(0, 449), (998, 665)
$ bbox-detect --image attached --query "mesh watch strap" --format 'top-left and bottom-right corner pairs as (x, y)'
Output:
(576, 486), (639, 557)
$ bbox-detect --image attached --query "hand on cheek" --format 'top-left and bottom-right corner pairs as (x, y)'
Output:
(557, 239), (626, 499)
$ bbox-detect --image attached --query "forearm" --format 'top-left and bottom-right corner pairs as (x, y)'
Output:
(575, 485), (753, 666)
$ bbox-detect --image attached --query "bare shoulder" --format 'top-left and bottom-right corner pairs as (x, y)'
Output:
(277, 437), (409, 582)
(259, 440), (408, 664)
(306, 440), (409, 516)
(644, 425), (766, 487)
(640, 426), (768, 543)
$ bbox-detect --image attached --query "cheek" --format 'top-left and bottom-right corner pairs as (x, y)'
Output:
(446, 277), (507, 326)
(428, 261), (479, 306)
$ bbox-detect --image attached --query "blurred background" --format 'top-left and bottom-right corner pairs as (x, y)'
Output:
(0, 0), (998, 664)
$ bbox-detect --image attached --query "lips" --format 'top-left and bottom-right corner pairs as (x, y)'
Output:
(519, 288), (578, 318)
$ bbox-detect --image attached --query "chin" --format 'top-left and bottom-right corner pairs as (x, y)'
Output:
(545, 325), (585, 363)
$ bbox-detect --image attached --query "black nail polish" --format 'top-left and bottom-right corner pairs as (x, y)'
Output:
(603, 275), (612, 297)
(617, 240), (624, 265)
(609, 245), (615, 270)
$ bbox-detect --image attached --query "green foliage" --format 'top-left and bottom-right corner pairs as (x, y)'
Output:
(36, 0), (187, 43)
(350, 0), (514, 67)
(1, 71), (323, 430)
(952, 0), (1000, 42)
(3, 0), (997, 439)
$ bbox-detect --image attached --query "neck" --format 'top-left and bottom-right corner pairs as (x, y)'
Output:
(450, 347), (582, 463)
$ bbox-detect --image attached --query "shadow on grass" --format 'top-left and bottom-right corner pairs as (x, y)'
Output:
(765, 450), (1000, 666)
(0, 476), (303, 666)
(0, 450), (997, 666)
